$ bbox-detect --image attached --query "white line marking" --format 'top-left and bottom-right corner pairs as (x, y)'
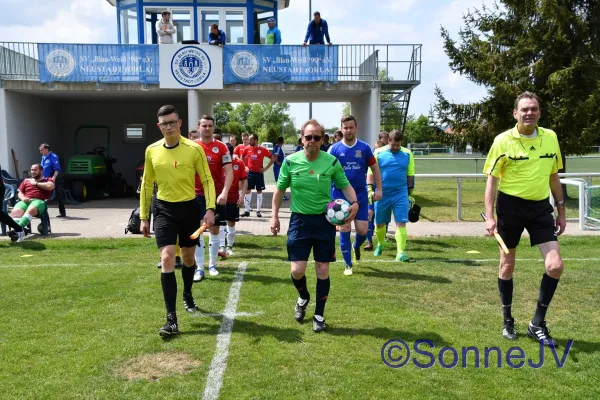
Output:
(202, 261), (248, 400)
(360, 258), (600, 263)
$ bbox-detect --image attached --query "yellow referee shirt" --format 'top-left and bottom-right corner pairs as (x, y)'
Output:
(483, 124), (563, 201)
(140, 136), (215, 220)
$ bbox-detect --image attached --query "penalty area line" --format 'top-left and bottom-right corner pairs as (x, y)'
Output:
(202, 261), (248, 400)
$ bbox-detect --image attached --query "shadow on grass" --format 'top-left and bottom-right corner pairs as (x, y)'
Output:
(235, 242), (285, 251)
(0, 240), (46, 251)
(563, 339), (600, 363)
(360, 266), (452, 283)
(217, 268), (290, 285)
(326, 325), (449, 346)
(422, 257), (484, 267)
(410, 239), (459, 249)
(190, 317), (302, 343)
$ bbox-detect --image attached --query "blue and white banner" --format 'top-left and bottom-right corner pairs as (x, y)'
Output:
(224, 45), (338, 84)
(38, 44), (158, 84)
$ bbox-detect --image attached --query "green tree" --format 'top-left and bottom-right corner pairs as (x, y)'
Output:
(223, 121), (244, 136)
(213, 103), (233, 130)
(431, 1), (600, 157)
(404, 114), (437, 144)
(231, 103), (253, 132)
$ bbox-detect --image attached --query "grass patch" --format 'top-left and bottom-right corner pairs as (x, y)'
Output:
(0, 236), (598, 399)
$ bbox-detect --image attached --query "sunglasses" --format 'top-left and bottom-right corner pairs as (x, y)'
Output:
(159, 120), (178, 128)
(304, 135), (322, 142)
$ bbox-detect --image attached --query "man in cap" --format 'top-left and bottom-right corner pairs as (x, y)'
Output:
(266, 18), (282, 44)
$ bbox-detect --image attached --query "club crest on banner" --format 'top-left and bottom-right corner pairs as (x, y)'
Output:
(171, 46), (211, 87)
(230, 50), (259, 80)
(45, 49), (75, 78)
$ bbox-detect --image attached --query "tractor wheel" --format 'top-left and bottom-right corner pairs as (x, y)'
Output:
(72, 181), (87, 202)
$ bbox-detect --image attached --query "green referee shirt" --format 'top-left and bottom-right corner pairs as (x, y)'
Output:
(483, 124), (563, 201)
(277, 150), (350, 214)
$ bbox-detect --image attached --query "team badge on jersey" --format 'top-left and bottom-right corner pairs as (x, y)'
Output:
(355, 150), (362, 158)
(258, 150), (262, 154)
(212, 147), (219, 153)
(233, 164), (239, 171)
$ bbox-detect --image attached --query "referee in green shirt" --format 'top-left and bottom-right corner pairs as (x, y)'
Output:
(271, 119), (359, 332)
(483, 92), (566, 346)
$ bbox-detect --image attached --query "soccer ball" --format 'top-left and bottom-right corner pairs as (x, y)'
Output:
(326, 199), (351, 225)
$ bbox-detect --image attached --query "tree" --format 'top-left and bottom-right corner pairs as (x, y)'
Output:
(431, 1), (600, 157)
(213, 103), (233, 130)
(223, 121), (244, 136)
(341, 103), (350, 120)
(404, 114), (437, 144)
(231, 103), (253, 132)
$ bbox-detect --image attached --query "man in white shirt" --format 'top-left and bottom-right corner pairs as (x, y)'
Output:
(156, 10), (176, 44)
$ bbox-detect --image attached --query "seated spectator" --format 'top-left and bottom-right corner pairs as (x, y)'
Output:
(208, 24), (227, 47)
(10, 164), (54, 240)
(156, 10), (176, 44)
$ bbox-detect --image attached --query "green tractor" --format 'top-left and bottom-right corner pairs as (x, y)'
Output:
(64, 125), (128, 202)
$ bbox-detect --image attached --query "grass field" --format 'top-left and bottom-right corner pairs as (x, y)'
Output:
(1, 236), (599, 399)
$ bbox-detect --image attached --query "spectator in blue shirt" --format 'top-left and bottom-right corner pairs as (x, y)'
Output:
(40, 143), (66, 217)
(295, 137), (303, 152)
(266, 18), (282, 45)
(320, 134), (331, 152)
(208, 24), (227, 47)
(302, 11), (332, 46)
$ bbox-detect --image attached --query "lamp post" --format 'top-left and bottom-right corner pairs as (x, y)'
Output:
(308, 0), (312, 119)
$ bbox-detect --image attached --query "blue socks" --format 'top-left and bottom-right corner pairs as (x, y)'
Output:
(340, 231), (352, 266)
(354, 233), (367, 249)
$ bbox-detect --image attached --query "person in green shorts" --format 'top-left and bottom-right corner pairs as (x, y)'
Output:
(10, 164), (55, 239)
(271, 119), (359, 333)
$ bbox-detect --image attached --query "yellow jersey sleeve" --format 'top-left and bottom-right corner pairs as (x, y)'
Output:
(193, 144), (216, 210)
(405, 148), (415, 176)
(548, 130), (563, 173)
(140, 144), (157, 220)
(483, 137), (505, 178)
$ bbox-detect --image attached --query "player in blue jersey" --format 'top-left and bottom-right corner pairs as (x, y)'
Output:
(372, 130), (415, 262)
(328, 115), (382, 275)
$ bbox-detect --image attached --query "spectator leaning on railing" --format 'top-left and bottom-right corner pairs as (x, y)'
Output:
(208, 24), (227, 47)
(302, 11), (332, 46)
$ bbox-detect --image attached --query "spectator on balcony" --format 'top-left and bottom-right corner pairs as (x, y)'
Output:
(302, 11), (332, 46)
(208, 24), (227, 47)
(156, 11), (176, 44)
(266, 18), (282, 45)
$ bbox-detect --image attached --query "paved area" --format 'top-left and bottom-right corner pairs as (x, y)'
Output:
(2, 186), (598, 240)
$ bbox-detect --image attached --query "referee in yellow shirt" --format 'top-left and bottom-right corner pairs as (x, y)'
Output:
(140, 105), (216, 337)
(483, 92), (566, 347)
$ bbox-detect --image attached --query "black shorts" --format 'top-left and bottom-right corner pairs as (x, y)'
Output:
(196, 195), (227, 226)
(247, 172), (266, 191)
(226, 202), (240, 222)
(287, 212), (336, 263)
(153, 199), (200, 249)
(496, 191), (557, 249)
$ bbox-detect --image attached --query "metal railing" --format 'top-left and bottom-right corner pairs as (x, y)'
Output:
(0, 42), (422, 84)
(416, 172), (600, 225)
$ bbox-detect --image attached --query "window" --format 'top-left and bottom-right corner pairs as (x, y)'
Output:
(226, 10), (244, 44)
(124, 124), (146, 143)
(172, 9), (193, 43)
(120, 8), (138, 44)
(201, 9), (220, 43)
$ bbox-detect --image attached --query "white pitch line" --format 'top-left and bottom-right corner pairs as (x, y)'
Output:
(191, 311), (263, 318)
(362, 258), (600, 263)
(202, 261), (248, 400)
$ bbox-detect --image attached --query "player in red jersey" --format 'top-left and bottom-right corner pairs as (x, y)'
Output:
(219, 145), (248, 256)
(193, 115), (233, 281)
(233, 132), (249, 161)
(242, 133), (275, 218)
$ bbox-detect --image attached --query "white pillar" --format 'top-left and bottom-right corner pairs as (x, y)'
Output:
(370, 84), (381, 147)
(188, 89), (199, 133)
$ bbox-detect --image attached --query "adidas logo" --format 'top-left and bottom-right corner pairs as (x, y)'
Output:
(340, 153), (345, 156)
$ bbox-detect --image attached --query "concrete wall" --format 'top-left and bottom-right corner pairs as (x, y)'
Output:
(350, 85), (381, 147)
(59, 101), (188, 186)
(0, 90), (61, 178)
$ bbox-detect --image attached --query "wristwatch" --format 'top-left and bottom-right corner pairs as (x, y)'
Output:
(556, 200), (565, 207)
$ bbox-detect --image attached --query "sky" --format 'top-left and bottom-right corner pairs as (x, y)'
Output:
(1, 0), (492, 129)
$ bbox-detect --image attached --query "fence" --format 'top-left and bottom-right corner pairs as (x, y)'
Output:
(416, 172), (600, 228)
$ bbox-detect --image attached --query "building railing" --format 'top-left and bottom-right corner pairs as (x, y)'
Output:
(0, 42), (421, 84)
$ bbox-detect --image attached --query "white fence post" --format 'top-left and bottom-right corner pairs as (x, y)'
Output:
(457, 177), (462, 221)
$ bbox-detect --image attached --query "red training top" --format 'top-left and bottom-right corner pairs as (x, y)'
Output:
(193, 139), (232, 196)
(18, 178), (53, 201)
(227, 158), (248, 203)
(242, 145), (272, 173)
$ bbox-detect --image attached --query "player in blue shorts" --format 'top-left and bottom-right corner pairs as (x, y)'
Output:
(373, 130), (415, 261)
(328, 115), (382, 275)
